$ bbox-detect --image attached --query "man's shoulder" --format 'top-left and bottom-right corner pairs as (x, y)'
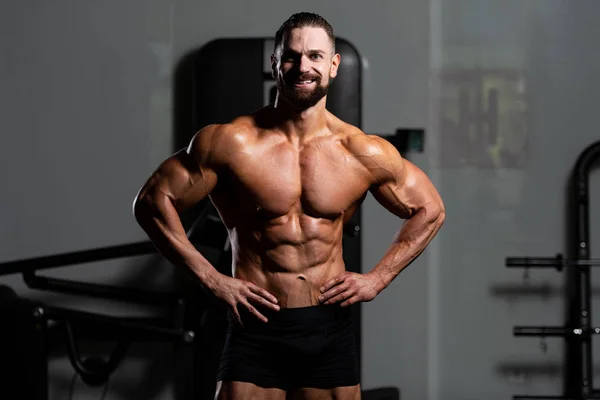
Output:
(333, 121), (405, 183)
(188, 118), (258, 166)
(197, 117), (258, 143)
(336, 122), (395, 159)
(192, 116), (257, 151)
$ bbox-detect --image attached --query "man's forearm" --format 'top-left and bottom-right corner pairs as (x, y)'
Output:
(133, 194), (222, 290)
(371, 206), (445, 288)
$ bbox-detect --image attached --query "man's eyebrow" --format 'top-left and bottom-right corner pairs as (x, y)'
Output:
(282, 48), (326, 55)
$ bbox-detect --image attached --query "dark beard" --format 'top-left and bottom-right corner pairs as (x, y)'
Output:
(278, 77), (329, 110)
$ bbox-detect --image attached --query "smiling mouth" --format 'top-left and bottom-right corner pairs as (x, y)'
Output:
(294, 79), (316, 87)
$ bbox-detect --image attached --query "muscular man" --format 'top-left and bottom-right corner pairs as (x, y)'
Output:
(133, 12), (445, 400)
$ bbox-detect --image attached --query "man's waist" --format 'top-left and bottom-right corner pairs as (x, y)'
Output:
(232, 260), (346, 308)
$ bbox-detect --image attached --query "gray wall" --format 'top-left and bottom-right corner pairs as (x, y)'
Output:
(1, 1), (600, 400)
(430, 1), (600, 399)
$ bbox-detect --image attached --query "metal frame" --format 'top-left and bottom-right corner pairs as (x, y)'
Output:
(505, 140), (600, 400)
(0, 215), (215, 399)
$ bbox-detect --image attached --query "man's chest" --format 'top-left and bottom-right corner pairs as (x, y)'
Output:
(227, 141), (372, 217)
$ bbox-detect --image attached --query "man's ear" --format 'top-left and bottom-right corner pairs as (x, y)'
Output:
(271, 54), (277, 79)
(330, 53), (341, 79)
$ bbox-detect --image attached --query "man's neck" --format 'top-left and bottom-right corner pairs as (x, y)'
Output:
(273, 95), (329, 141)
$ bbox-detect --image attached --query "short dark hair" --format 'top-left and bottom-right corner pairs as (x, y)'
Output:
(274, 12), (335, 56)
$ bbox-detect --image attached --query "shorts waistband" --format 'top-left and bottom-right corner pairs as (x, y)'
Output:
(233, 303), (350, 325)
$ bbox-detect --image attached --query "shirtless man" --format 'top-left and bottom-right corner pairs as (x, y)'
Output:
(133, 12), (445, 400)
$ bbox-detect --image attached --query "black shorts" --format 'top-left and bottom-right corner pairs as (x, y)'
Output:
(216, 304), (360, 390)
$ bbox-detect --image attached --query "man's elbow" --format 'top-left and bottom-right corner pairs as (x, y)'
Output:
(436, 206), (446, 227)
(432, 201), (446, 227)
(423, 200), (445, 227)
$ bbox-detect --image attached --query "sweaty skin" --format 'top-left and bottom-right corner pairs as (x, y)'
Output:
(219, 111), (374, 308)
(133, 23), (445, 400)
(133, 106), (442, 310)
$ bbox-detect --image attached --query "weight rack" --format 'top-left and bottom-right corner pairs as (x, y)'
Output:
(505, 140), (600, 400)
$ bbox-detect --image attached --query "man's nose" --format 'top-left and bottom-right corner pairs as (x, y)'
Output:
(298, 55), (311, 73)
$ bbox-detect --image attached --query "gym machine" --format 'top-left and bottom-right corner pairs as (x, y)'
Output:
(505, 140), (600, 400)
(0, 202), (221, 400)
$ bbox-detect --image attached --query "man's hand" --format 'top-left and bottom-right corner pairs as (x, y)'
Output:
(209, 275), (280, 325)
(318, 272), (386, 307)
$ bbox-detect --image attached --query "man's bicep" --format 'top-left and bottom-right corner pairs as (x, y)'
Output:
(366, 138), (441, 220)
(161, 149), (218, 212)
(370, 160), (440, 219)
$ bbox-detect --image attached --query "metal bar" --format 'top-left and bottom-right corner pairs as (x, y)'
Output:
(506, 257), (600, 268)
(0, 241), (157, 276)
(513, 396), (574, 400)
(514, 327), (600, 337)
(23, 272), (181, 307)
(581, 263), (592, 398)
(514, 327), (571, 336)
(31, 307), (48, 400)
(572, 142), (600, 398)
(0, 201), (217, 277)
(41, 305), (194, 344)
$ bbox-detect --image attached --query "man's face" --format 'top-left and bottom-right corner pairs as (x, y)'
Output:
(272, 27), (340, 110)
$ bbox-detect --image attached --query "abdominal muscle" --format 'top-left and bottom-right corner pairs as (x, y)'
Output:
(229, 214), (346, 308)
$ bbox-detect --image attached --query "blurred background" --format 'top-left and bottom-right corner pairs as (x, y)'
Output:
(1, 1), (600, 399)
